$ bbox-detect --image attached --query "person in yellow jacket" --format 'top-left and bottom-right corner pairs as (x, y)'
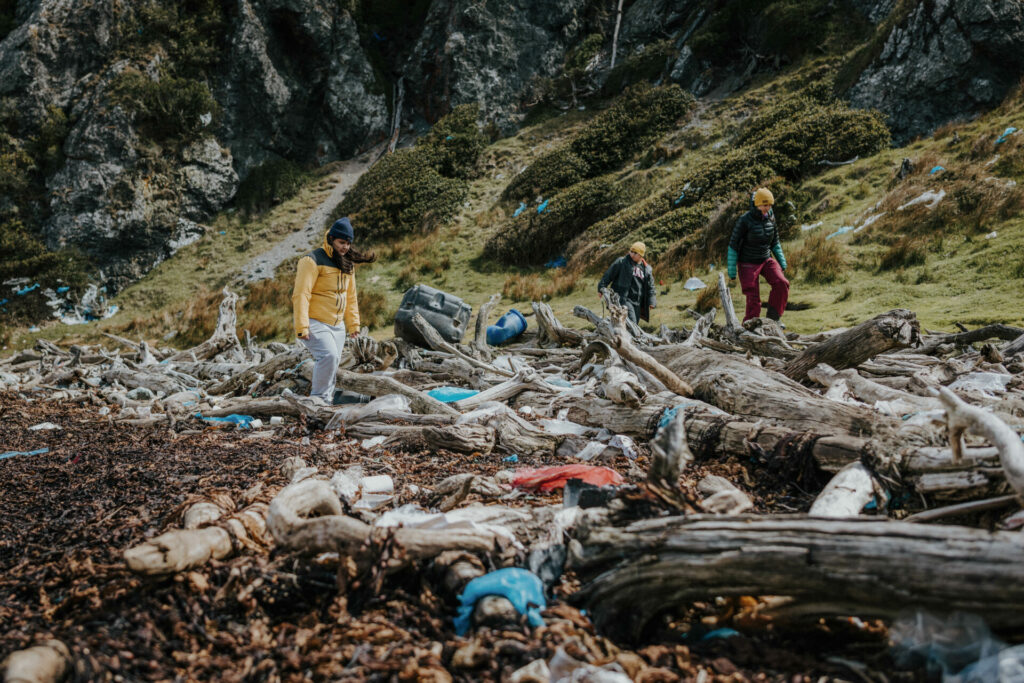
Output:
(292, 217), (375, 403)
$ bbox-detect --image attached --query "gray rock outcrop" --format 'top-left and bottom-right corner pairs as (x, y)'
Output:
(848, 0), (1024, 143)
(401, 0), (591, 133)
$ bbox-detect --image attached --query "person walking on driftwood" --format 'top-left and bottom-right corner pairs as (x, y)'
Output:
(292, 217), (376, 404)
(727, 187), (789, 323)
(598, 241), (656, 324)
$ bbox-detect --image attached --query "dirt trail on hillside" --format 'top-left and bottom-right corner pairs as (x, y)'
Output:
(242, 154), (374, 283)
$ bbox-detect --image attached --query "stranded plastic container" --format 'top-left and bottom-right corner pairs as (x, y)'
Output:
(486, 309), (527, 346)
(393, 284), (473, 348)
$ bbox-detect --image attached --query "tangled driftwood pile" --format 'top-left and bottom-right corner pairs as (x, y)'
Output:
(3, 279), (1024, 681)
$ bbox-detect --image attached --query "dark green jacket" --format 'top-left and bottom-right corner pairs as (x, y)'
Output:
(598, 255), (656, 321)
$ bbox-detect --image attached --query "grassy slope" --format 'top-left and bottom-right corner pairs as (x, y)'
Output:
(7, 69), (1024, 351)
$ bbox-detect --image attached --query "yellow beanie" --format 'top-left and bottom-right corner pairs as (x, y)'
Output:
(753, 188), (775, 206)
(629, 241), (647, 257)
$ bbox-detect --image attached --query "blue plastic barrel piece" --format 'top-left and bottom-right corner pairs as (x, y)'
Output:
(427, 386), (479, 403)
(486, 309), (527, 346)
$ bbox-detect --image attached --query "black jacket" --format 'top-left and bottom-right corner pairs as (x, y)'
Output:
(729, 208), (780, 264)
(598, 255), (656, 321)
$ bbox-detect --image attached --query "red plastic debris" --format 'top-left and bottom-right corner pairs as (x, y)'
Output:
(511, 465), (623, 492)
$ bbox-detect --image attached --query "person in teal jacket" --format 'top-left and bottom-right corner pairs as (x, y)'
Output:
(727, 187), (789, 322)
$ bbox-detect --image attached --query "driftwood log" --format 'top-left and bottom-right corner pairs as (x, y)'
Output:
(570, 514), (1024, 640)
(782, 309), (921, 381)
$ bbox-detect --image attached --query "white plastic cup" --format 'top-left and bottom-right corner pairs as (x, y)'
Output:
(361, 474), (394, 495)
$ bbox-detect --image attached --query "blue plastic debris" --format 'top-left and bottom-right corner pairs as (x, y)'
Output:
(544, 256), (567, 269)
(513, 202), (527, 217)
(0, 447), (49, 461)
(16, 283), (39, 296)
(503, 454), (519, 463)
(219, 231), (226, 235)
(929, 165), (945, 175)
(445, 135), (454, 141)
(545, 377), (573, 388)
(995, 127), (1018, 145)
(701, 628), (741, 641)
(674, 191), (686, 205)
(56, 286), (70, 293)
(658, 405), (682, 430)
(28, 326), (40, 332)
(0, 299), (7, 306)
(486, 309), (527, 346)
(453, 568), (546, 636)
(196, 413), (255, 429)
(427, 386), (480, 403)
(826, 226), (855, 240)
(537, 199), (549, 214)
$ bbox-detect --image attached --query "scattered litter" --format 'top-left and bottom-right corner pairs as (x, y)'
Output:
(985, 231), (998, 239)
(199, 112), (212, 126)
(573, 441), (607, 461)
(891, 610), (1018, 681)
(197, 413), (255, 429)
(427, 386), (480, 403)
(445, 135), (454, 141)
(518, 405), (533, 416)
(503, 454), (519, 463)
(56, 286), (69, 293)
(986, 154), (1001, 167)
(563, 478), (617, 508)
(512, 465), (623, 492)
(800, 221), (823, 232)
(453, 568), (546, 636)
(929, 165), (945, 175)
(544, 256), (567, 269)
(683, 277), (706, 291)
(487, 309), (528, 346)
(545, 377), (573, 389)
(537, 418), (593, 436)
(0, 448), (49, 461)
(269, 416), (283, 425)
(854, 212), (887, 232)
(361, 435), (386, 449)
(28, 422), (61, 431)
(898, 189), (946, 211)
(948, 372), (1012, 397)
(537, 199), (549, 213)
(673, 190), (686, 205)
(513, 201), (527, 217)
(28, 326), (40, 332)
(702, 627), (742, 640)
(549, 646), (631, 682)
(900, 410), (945, 426)
(127, 387), (155, 401)
(219, 231), (226, 235)
(15, 283), (39, 296)
(826, 226), (855, 240)
(995, 126), (1018, 145)
(608, 434), (638, 459)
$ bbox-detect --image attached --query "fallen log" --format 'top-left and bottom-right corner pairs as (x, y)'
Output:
(698, 476), (753, 515)
(535, 302), (586, 347)
(382, 424), (497, 454)
(412, 312), (514, 377)
(335, 368), (459, 417)
(782, 309), (921, 381)
(569, 514), (1024, 640)
(808, 462), (877, 517)
(167, 288), (244, 363)
(937, 386), (1024, 497)
(207, 348), (305, 396)
(472, 293), (501, 359)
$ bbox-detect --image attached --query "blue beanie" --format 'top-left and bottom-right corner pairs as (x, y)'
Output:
(328, 217), (354, 242)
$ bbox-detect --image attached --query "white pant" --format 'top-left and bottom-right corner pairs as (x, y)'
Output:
(300, 319), (346, 403)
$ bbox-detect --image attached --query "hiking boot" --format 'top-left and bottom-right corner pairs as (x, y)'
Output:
(766, 306), (781, 322)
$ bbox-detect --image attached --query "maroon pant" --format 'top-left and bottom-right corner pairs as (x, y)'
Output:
(738, 258), (789, 322)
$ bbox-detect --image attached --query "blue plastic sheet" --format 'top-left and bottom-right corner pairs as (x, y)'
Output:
(995, 127), (1018, 145)
(513, 201), (527, 217)
(673, 191), (686, 205)
(427, 386), (480, 403)
(16, 283), (39, 296)
(196, 413), (255, 429)
(445, 135), (454, 141)
(503, 454), (519, 463)
(454, 568), (546, 636)
(544, 257), (567, 269)
(0, 447), (49, 461)
(826, 226), (855, 240)
(702, 628), (741, 640)
(56, 286), (70, 293)
(929, 165), (945, 175)
(537, 199), (549, 213)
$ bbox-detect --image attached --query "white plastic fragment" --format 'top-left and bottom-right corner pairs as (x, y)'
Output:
(270, 416), (284, 425)
(608, 434), (638, 459)
(683, 277), (706, 291)
(948, 372), (1012, 397)
(28, 422), (61, 431)
(361, 435), (386, 449)
(897, 189), (946, 211)
(985, 231), (998, 239)
(574, 441), (607, 461)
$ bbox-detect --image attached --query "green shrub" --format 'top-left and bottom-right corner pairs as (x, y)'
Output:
(110, 70), (221, 144)
(601, 40), (676, 95)
(502, 148), (589, 201)
(486, 174), (643, 265)
(566, 34), (604, 74)
(235, 159), (309, 214)
(337, 149), (467, 240)
(415, 103), (487, 180)
(122, 0), (231, 78)
(0, 132), (34, 205)
(333, 105), (485, 239)
(0, 218), (91, 323)
(503, 84), (693, 200)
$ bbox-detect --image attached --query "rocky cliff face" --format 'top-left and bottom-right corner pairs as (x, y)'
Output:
(3, 0), (1023, 294)
(848, 0), (1024, 143)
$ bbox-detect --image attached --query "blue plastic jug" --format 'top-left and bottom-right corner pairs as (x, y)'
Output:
(486, 309), (527, 346)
